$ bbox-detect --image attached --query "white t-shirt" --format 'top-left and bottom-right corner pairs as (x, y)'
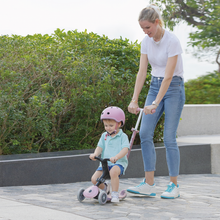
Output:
(141, 30), (184, 78)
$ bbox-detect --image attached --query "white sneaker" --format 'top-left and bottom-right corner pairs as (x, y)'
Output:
(161, 182), (180, 199)
(111, 191), (119, 203)
(127, 179), (156, 196)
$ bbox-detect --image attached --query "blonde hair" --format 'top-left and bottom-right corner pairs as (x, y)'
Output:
(103, 119), (122, 127)
(138, 4), (164, 27)
(103, 119), (116, 123)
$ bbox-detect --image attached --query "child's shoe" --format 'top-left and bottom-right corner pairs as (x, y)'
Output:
(161, 182), (180, 199)
(111, 191), (119, 203)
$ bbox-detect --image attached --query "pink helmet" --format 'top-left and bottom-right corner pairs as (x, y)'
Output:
(100, 106), (125, 127)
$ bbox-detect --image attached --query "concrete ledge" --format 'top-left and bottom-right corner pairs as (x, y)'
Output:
(0, 149), (95, 187)
(177, 104), (220, 136)
(176, 135), (220, 175)
(123, 144), (211, 178)
(0, 144), (211, 187)
(211, 144), (220, 174)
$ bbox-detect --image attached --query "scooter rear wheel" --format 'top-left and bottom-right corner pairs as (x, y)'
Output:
(77, 188), (85, 202)
(98, 191), (107, 205)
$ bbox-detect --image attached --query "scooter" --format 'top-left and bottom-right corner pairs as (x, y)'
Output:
(77, 108), (147, 205)
(77, 156), (127, 205)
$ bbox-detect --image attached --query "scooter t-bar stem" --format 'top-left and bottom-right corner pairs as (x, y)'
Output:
(127, 108), (143, 159)
(134, 108), (144, 131)
(127, 107), (156, 159)
(134, 107), (156, 130)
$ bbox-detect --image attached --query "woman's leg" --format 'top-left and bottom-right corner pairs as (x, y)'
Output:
(127, 79), (163, 195)
(161, 77), (185, 198)
(140, 90), (164, 185)
(163, 77), (185, 180)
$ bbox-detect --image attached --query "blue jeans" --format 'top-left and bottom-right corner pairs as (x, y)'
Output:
(140, 76), (185, 177)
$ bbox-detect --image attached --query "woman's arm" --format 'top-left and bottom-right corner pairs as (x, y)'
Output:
(128, 53), (148, 114)
(144, 55), (178, 114)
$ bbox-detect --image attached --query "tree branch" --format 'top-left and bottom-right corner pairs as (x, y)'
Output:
(216, 50), (220, 72)
(168, 0), (207, 26)
(175, 0), (205, 17)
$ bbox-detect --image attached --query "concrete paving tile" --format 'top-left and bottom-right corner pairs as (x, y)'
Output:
(0, 198), (91, 220)
(0, 174), (220, 220)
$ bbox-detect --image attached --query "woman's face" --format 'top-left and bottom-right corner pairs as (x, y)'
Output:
(139, 19), (159, 38)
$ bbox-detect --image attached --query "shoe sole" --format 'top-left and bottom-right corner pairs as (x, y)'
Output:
(111, 200), (119, 203)
(127, 189), (156, 197)
(161, 194), (180, 199)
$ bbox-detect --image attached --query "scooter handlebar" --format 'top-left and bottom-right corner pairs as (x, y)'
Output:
(137, 108), (156, 114)
(89, 156), (110, 162)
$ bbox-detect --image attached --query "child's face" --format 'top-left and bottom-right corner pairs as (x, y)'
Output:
(103, 120), (120, 134)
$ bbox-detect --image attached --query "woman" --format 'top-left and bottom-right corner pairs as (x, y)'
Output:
(127, 5), (185, 199)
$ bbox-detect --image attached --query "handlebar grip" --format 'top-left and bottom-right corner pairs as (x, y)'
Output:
(138, 108), (156, 114)
(89, 156), (110, 162)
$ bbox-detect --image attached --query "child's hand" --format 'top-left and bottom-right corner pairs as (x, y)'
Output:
(110, 156), (118, 163)
(89, 154), (96, 161)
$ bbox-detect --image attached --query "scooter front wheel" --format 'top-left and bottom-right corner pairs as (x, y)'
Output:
(77, 188), (85, 202)
(98, 191), (107, 205)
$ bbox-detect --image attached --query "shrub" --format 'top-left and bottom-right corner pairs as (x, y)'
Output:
(185, 71), (220, 104)
(0, 29), (164, 155)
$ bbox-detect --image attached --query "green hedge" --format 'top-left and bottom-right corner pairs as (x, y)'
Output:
(0, 29), (164, 155)
(185, 71), (220, 104)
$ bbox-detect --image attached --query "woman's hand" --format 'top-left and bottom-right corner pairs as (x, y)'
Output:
(128, 102), (139, 115)
(144, 105), (157, 115)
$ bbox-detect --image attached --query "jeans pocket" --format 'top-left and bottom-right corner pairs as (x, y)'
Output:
(170, 77), (182, 87)
(170, 81), (181, 87)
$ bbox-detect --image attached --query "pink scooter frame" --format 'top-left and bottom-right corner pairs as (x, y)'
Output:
(127, 108), (144, 159)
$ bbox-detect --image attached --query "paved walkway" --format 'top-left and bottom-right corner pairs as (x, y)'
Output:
(0, 174), (220, 220)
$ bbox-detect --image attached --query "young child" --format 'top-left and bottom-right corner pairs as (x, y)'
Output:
(89, 106), (130, 203)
